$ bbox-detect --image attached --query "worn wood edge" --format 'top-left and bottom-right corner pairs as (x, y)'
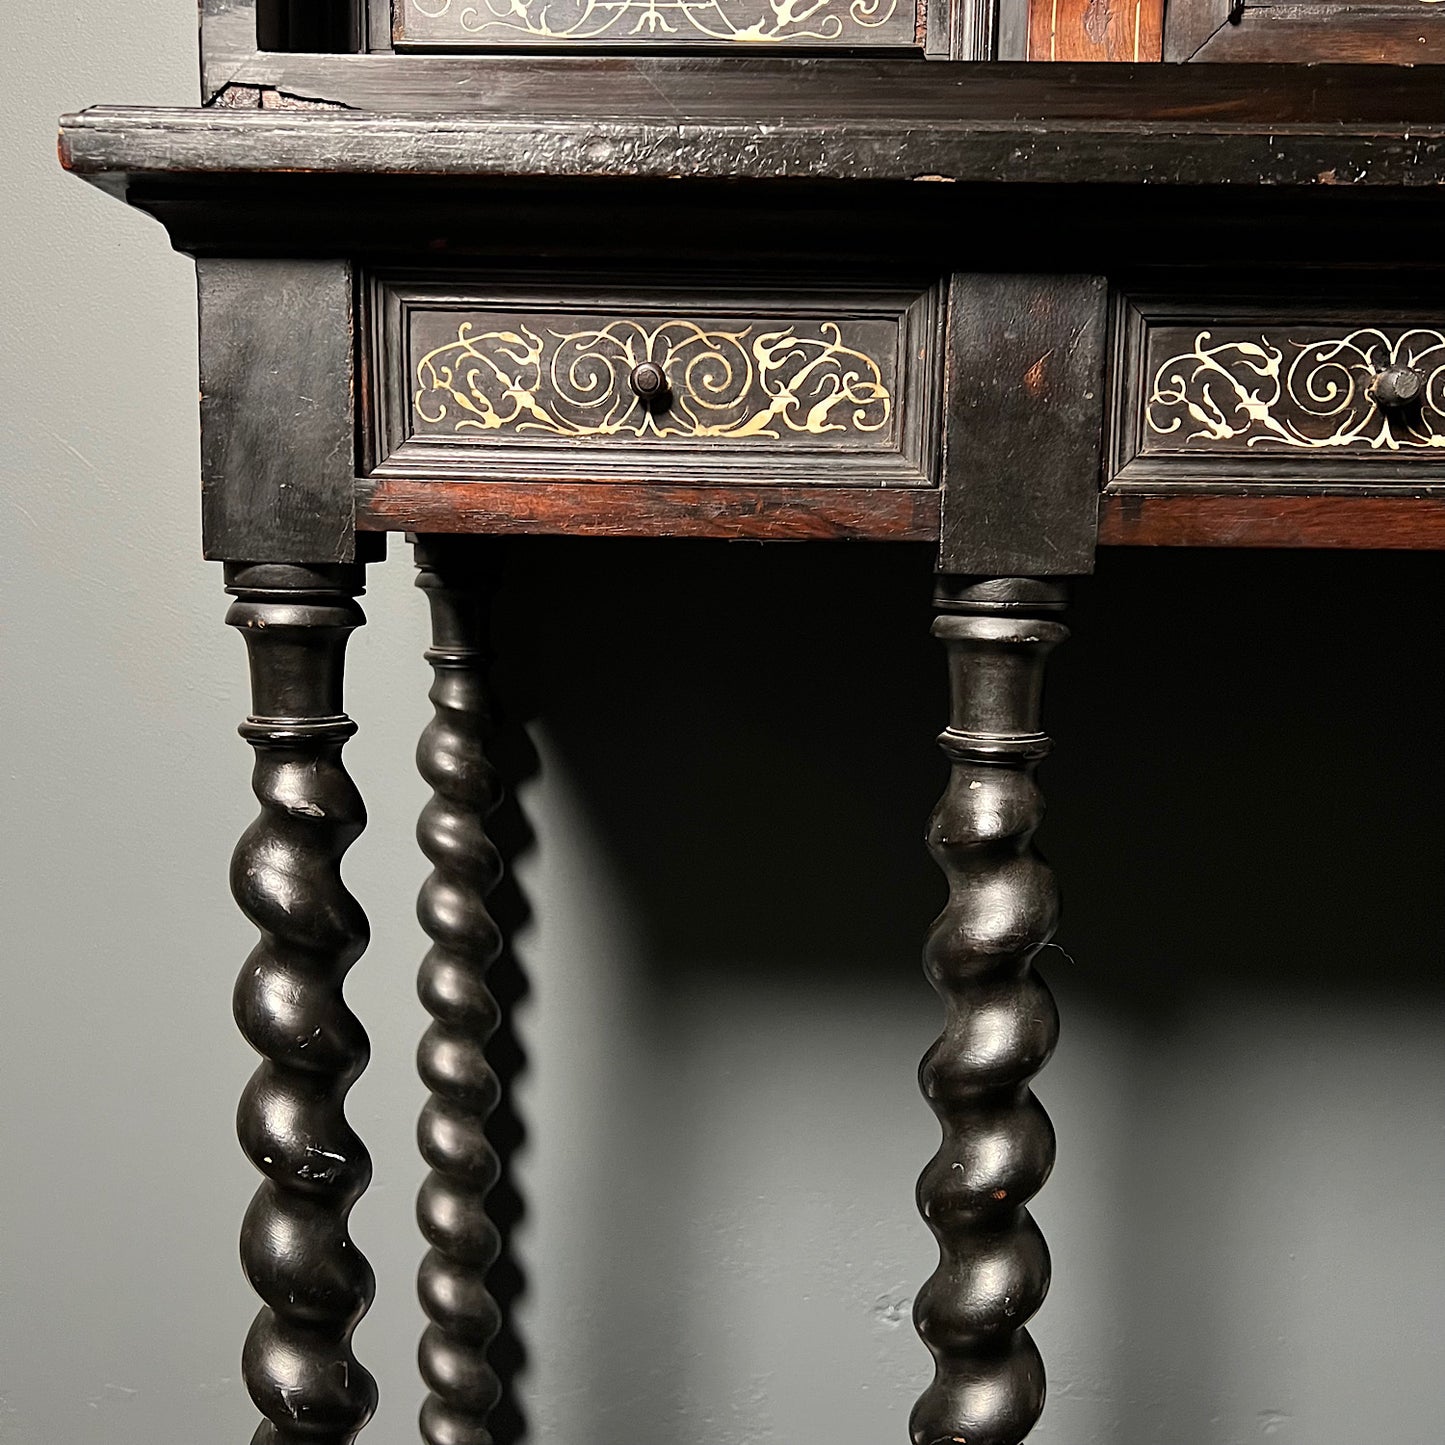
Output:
(56, 105), (1445, 190)
(1097, 493), (1445, 548)
(357, 479), (942, 540)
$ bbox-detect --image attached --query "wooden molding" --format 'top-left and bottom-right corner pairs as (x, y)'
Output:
(358, 479), (942, 541)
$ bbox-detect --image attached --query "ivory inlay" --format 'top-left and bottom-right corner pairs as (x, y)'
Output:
(414, 317), (894, 441)
(1145, 328), (1445, 452)
(404, 0), (899, 41)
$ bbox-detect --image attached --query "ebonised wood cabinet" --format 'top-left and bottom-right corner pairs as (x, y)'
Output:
(59, 7), (1445, 1441)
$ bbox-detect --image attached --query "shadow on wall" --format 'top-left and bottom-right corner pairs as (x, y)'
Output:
(483, 537), (1445, 1445)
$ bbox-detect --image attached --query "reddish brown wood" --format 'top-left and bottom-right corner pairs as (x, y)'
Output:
(362, 483), (1445, 549)
(1028, 0), (1165, 60)
(1098, 493), (1445, 549)
(358, 481), (942, 542)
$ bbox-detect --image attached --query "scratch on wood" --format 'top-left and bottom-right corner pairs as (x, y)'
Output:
(1024, 349), (1055, 395)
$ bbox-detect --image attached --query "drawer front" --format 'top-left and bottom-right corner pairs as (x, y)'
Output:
(393, 0), (923, 48)
(368, 277), (944, 487)
(1110, 294), (1445, 491)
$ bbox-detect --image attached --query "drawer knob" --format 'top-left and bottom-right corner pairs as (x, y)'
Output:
(628, 359), (670, 405)
(1369, 364), (1426, 412)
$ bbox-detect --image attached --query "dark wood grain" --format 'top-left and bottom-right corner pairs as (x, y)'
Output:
(940, 273), (1106, 575)
(57, 60), (1445, 192)
(1161, 0), (1231, 60)
(1027, 0), (1165, 60)
(1195, 5), (1445, 62)
(358, 480), (942, 540)
(199, 258), (357, 562)
(189, 34), (1445, 116)
(1097, 493), (1445, 548)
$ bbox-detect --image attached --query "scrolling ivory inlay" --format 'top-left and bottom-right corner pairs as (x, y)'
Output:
(403, 0), (899, 41)
(414, 317), (894, 441)
(1145, 328), (1445, 452)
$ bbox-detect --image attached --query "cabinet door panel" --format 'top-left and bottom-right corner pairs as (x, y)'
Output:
(1171, 0), (1445, 62)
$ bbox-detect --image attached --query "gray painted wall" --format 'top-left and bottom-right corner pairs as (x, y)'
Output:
(4, 8), (1443, 1442)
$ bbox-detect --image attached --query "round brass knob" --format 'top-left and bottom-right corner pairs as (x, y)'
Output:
(1369, 364), (1426, 412)
(629, 360), (669, 405)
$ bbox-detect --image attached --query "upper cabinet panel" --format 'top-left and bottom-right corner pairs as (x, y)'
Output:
(392, 0), (921, 46)
(1023, 0), (1164, 60)
(1014, 0), (1445, 62)
(393, 0), (921, 47)
(1165, 0), (1445, 61)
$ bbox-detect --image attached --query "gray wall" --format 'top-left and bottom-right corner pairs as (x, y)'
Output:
(4, 8), (1443, 1442)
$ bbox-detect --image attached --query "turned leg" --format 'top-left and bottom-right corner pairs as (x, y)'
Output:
(413, 538), (505, 1445)
(911, 576), (1067, 1445)
(226, 562), (378, 1445)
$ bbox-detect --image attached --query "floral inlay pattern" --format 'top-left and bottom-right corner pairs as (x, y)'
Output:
(414, 317), (894, 441)
(404, 0), (899, 41)
(1145, 328), (1445, 452)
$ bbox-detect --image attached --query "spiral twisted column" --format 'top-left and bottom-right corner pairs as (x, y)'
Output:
(911, 576), (1068, 1445)
(413, 538), (506, 1445)
(225, 561), (378, 1445)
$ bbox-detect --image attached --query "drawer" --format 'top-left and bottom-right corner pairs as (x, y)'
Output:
(366, 276), (944, 488)
(1108, 292), (1445, 492)
(391, 0), (926, 49)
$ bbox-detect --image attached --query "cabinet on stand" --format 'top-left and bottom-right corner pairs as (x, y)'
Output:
(59, 4), (1445, 1440)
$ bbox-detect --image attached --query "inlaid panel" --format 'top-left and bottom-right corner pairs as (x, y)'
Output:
(368, 277), (944, 488)
(393, 0), (922, 48)
(413, 314), (896, 442)
(1144, 327), (1445, 454)
(1109, 294), (1445, 492)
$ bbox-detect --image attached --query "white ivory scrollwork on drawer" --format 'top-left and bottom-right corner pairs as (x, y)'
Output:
(1145, 328), (1445, 453)
(367, 278), (944, 487)
(1109, 296), (1445, 492)
(414, 317), (893, 442)
(394, 0), (915, 47)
